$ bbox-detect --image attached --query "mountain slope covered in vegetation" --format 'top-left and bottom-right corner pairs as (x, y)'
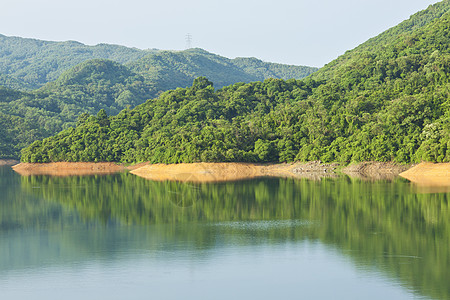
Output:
(0, 41), (317, 159)
(127, 48), (318, 94)
(0, 34), (154, 90)
(0, 35), (317, 91)
(17, 2), (450, 163)
(21, 2), (450, 164)
(0, 59), (154, 158)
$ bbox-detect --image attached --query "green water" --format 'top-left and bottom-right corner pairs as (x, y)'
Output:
(0, 166), (448, 299)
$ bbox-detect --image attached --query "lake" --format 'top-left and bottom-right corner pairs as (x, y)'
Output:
(0, 166), (448, 299)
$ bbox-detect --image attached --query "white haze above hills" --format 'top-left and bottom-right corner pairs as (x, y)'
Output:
(0, 0), (440, 67)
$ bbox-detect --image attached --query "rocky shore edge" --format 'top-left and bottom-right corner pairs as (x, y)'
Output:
(9, 161), (449, 186)
(10, 160), (419, 182)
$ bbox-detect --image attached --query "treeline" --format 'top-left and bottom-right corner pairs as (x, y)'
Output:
(0, 43), (317, 159)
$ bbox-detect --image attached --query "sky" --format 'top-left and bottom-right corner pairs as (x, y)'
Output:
(0, 0), (442, 67)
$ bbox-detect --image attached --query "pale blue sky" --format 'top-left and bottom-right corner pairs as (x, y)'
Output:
(1, 0), (441, 67)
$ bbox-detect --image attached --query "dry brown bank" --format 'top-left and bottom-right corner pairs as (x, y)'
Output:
(12, 162), (127, 176)
(400, 162), (450, 188)
(12, 161), (446, 186)
(11, 161), (337, 179)
(130, 161), (339, 183)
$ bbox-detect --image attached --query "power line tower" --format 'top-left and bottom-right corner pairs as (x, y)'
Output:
(185, 33), (192, 49)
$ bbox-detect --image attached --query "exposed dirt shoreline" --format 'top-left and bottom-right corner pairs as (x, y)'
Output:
(130, 161), (341, 182)
(400, 162), (450, 186)
(11, 161), (449, 186)
(9, 161), (406, 181)
(11, 161), (340, 180)
(12, 162), (128, 176)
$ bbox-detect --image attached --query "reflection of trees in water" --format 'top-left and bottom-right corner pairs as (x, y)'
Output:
(2, 170), (449, 300)
(0, 167), (72, 231)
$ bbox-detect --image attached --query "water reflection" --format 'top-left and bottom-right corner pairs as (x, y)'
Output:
(0, 166), (448, 299)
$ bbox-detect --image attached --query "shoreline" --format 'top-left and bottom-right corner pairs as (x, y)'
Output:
(342, 161), (413, 181)
(130, 161), (341, 183)
(12, 161), (340, 180)
(12, 162), (128, 176)
(10, 161), (407, 181)
(399, 162), (450, 186)
(10, 161), (449, 187)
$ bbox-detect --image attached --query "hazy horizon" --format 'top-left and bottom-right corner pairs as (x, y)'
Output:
(1, 0), (441, 67)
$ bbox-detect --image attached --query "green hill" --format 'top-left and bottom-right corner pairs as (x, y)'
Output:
(21, 1), (450, 164)
(12, 1), (450, 163)
(231, 57), (317, 81)
(0, 40), (317, 159)
(127, 48), (318, 94)
(40, 59), (153, 115)
(0, 34), (154, 90)
(0, 35), (317, 91)
(0, 59), (154, 158)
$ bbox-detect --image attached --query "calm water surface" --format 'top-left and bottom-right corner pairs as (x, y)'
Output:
(0, 166), (448, 299)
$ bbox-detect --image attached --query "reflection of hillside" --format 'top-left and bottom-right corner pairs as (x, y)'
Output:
(0, 166), (73, 232)
(3, 170), (449, 300)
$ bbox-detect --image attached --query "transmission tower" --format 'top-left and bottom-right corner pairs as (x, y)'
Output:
(185, 33), (192, 49)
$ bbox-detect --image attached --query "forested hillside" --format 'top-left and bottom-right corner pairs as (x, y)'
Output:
(0, 35), (317, 91)
(0, 34), (154, 90)
(0, 60), (153, 158)
(21, 2), (450, 164)
(231, 57), (317, 82)
(127, 48), (318, 93)
(0, 39), (317, 159)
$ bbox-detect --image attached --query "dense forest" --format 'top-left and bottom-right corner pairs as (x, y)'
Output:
(0, 44), (317, 159)
(21, 1), (450, 164)
(127, 48), (318, 92)
(0, 60), (154, 158)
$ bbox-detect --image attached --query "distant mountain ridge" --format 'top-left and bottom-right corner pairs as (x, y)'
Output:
(0, 34), (154, 90)
(127, 48), (318, 94)
(0, 34), (317, 91)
